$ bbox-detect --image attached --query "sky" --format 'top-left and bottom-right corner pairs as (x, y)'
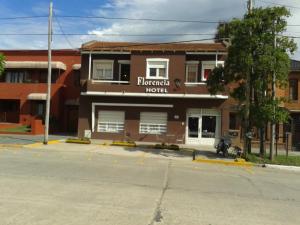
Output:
(0, 0), (299, 59)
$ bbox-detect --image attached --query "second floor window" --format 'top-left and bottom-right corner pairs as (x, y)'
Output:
(186, 62), (199, 83)
(289, 79), (298, 101)
(5, 71), (27, 83)
(146, 58), (169, 79)
(201, 61), (224, 81)
(93, 60), (114, 80)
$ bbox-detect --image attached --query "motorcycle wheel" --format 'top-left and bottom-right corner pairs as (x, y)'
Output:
(223, 150), (229, 158)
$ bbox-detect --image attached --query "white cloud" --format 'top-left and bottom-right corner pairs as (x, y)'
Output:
(0, 0), (299, 59)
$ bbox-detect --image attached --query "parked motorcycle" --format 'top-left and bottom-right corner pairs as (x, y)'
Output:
(215, 136), (232, 157)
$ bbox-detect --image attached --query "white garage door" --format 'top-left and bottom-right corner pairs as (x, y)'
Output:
(98, 110), (125, 133)
(139, 112), (167, 134)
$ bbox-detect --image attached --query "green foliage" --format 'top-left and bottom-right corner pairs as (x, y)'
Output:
(66, 138), (91, 144)
(154, 143), (180, 151)
(0, 125), (31, 133)
(246, 153), (300, 167)
(0, 54), (5, 76)
(208, 6), (297, 129)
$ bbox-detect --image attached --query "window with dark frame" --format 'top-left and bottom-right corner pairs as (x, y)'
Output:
(289, 79), (298, 101)
(229, 113), (238, 130)
(119, 63), (130, 82)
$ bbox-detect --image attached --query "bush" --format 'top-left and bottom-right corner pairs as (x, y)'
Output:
(154, 143), (180, 151)
(168, 144), (180, 151)
(66, 138), (91, 144)
(111, 141), (136, 147)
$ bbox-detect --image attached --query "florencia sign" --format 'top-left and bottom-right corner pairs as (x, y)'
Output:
(137, 77), (169, 93)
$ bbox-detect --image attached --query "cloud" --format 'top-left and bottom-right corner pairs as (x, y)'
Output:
(86, 0), (300, 59)
(0, 0), (299, 59)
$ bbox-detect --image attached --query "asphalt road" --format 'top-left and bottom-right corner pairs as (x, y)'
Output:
(0, 146), (299, 225)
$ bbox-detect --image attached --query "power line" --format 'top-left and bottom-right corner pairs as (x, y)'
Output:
(0, 14), (222, 23)
(257, 0), (300, 10)
(1, 33), (300, 38)
(56, 15), (222, 24)
(0, 16), (47, 20)
(0, 13), (299, 26)
(0, 33), (216, 36)
(53, 12), (76, 49)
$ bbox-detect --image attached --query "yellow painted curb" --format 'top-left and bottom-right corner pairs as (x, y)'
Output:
(111, 142), (136, 147)
(24, 140), (60, 148)
(194, 157), (253, 167)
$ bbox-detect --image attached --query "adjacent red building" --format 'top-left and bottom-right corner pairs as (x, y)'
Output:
(0, 49), (81, 133)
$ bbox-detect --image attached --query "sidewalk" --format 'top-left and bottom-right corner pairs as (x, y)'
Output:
(0, 134), (73, 145)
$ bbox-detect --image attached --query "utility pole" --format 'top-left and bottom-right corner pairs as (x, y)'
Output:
(243, 0), (253, 157)
(44, 1), (53, 145)
(248, 0), (253, 14)
(270, 21), (276, 160)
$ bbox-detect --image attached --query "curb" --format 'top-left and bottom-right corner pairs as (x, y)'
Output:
(263, 164), (300, 172)
(194, 157), (253, 167)
(24, 140), (60, 148)
(0, 144), (23, 148)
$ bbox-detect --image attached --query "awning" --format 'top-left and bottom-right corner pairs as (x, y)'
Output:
(5, 61), (67, 70)
(27, 93), (47, 100)
(72, 64), (81, 70)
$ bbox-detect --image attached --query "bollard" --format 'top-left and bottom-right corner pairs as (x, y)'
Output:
(286, 133), (289, 159)
(275, 134), (278, 157)
(192, 150), (196, 160)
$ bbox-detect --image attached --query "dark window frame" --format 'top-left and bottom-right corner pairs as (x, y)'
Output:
(289, 79), (298, 101)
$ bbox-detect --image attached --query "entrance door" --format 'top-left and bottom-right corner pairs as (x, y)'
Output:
(67, 107), (79, 133)
(186, 109), (220, 146)
(187, 116), (200, 144)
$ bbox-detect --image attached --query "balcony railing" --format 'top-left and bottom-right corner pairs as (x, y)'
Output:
(91, 79), (130, 84)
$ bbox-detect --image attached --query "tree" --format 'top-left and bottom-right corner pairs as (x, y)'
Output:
(0, 54), (4, 76)
(207, 6), (297, 159)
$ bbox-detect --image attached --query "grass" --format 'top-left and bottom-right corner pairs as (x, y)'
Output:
(246, 153), (300, 167)
(0, 125), (31, 133)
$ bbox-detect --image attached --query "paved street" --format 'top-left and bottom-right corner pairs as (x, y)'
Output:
(0, 145), (299, 225)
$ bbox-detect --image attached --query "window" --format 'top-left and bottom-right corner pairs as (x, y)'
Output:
(5, 71), (27, 83)
(98, 111), (125, 133)
(93, 60), (114, 80)
(185, 62), (199, 83)
(289, 79), (298, 101)
(201, 116), (217, 138)
(201, 61), (224, 81)
(139, 112), (167, 134)
(229, 113), (238, 130)
(118, 60), (130, 83)
(146, 59), (169, 79)
(39, 70), (59, 83)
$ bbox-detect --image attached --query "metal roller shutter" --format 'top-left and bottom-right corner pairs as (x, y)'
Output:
(98, 111), (125, 133)
(139, 112), (167, 134)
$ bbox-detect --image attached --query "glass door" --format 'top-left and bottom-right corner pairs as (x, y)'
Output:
(188, 117), (199, 138)
(187, 115), (201, 144)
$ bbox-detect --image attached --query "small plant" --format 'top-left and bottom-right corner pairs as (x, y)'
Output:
(111, 141), (136, 147)
(168, 144), (180, 151)
(66, 138), (91, 144)
(154, 143), (180, 151)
